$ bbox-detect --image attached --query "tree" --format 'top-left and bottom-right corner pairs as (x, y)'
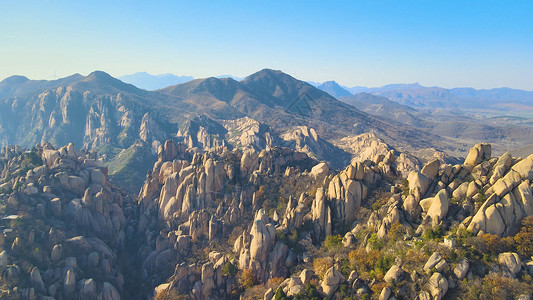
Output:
(313, 257), (334, 279)
(241, 269), (256, 289)
(222, 261), (238, 277)
(515, 216), (533, 257)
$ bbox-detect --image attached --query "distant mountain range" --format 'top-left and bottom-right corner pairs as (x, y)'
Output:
(117, 72), (533, 111)
(118, 72), (244, 91)
(2, 70), (532, 192)
(313, 81), (533, 113)
(317, 81), (352, 98)
(118, 72), (194, 90)
(0, 69), (444, 192)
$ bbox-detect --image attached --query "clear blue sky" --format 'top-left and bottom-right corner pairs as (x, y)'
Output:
(1, 1), (532, 89)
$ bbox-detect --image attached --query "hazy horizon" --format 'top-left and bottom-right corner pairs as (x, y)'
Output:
(1, 1), (532, 90)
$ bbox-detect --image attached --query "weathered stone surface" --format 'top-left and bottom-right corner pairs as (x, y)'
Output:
(408, 171), (431, 198)
(64, 269), (76, 296)
(0, 250), (8, 269)
(454, 258), (469, 280)
(300, 269), (315, 285)
(464, 143), (491, 166)
(264, 288), (274, 300)
(249, 209), (275, 264)
(310, 162), (329, 181)
(241, 148), (259, 177)
(485, 204), (506, 236)
(421, 159), (440, 179)
(427, 190), (449, 222)
(102, 282), (121, 300)
(511, 154), (533, 180)
(379, 287), (391, 300)
(493, 170), (522, 198)
(428, 272), (448, 300)
(30, 267), (46, 294)
(424, 252), (443, 272)
(320, 267), (345, 299)
(517, 180), (533, 216)
(498, 252), (521, 277)
(384, 265), (403, 284)
(51, 197), (62, 217)
(79, 278), (96, 300)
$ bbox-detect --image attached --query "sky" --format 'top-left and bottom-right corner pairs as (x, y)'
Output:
(1, 1), (532, 89)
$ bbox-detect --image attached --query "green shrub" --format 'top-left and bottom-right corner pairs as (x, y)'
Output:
(293, 284), (321, 300)
(222, 261), (238, 277)
(274, 287), (288, 300)
(401, 178), (410, 197)
(422, 226), (443, 242)
(475, 188), (486, 203)
(374, 255), (394, 279)
(324, 234), (343, 250)
(367, 233), (384, 250)
(276, 229), (302, 253)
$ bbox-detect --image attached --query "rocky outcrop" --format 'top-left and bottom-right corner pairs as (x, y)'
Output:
(136, 140), (318, 296)
(467, 153), (533, 236)
(320, 267), (345, 299)
(427, 272), (448, 300)
(139, 112), (166, 145)
(498, 252), (521, 277)
(222, 117), (273, 149)
(464, 143), (491, 166)
(384, 265), (404, 284)
(337, 133), (421, 177)
(0, 143), (127, 299)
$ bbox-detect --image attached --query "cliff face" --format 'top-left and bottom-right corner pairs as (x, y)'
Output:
(0, 143), (132, 299)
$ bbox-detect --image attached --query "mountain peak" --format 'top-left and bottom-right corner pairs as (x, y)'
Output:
(243, 69), (292, 82)
(86, 70), (114, 81)
(0, 75), (30, 85)
(71, 71), (142, 94)
(318, 81), (352, 98)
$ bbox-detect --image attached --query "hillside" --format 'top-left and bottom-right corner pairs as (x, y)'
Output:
(0, 69), (451, 194)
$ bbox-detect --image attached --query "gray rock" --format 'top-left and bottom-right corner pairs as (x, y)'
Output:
(424, 252), (443, 272)
(347, 270), (358, 284)
(102, 282), (120, 300)
(498, 252), (521, 277)
(88, 252), (99, 268)
(428, 272), (448, 300)
(51, 244), (63, 262)
(379, 287), (392, 300)
(427, 190), (449, 222)
(65, 256), (77, 268)
(464, 143), (491, 166)
(421, 159), (440, 179)
(64, 269), (76, 296)
(0, 250), (8, 269)
(78, 278), (96, 300)
(320, 267), (345, 299)
(30, 267), (46, 294)
(454, 258), (469, 280)
(300, 269), (315, 285)
(264, 287), (274, 300)
(51, 198), (62, 217)
(384, 265), (404, 284)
